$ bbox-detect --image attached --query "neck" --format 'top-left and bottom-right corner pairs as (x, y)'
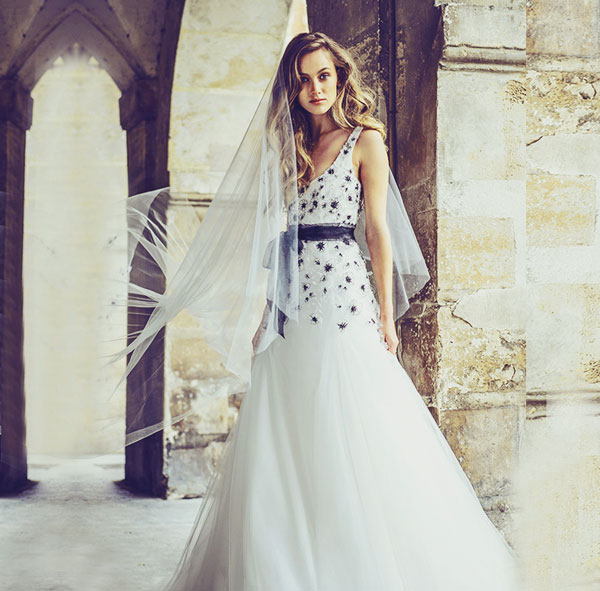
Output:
(309, 113), (337, 139)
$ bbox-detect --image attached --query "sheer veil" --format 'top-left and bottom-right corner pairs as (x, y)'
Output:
(16, 32), (431, 462)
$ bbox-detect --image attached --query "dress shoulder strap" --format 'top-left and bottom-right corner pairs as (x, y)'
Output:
(349, 125), (363, 144)
(338, 126), (363, 165)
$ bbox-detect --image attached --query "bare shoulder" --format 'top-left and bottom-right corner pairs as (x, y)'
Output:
(355, 128), (388, 182)
(355, 128), (388, 164)
(357, 128), (385, 148)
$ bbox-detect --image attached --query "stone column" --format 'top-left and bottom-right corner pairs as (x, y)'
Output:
(119, 78), (169, 497)
(0, 79), (32, 494)
(430, 1), (526, 532)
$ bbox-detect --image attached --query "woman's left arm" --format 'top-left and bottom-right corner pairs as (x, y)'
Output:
(356, 129), (399, 355)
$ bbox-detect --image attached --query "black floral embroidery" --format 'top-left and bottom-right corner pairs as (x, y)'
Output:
(290, 128), (382, 334)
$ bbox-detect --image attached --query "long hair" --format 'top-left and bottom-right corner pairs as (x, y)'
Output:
(270, 32), (386, 191)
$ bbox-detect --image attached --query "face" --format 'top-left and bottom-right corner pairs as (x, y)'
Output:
(296, 48), (339, 116)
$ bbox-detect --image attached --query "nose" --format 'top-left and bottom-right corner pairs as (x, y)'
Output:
(310, 78), (323, 97)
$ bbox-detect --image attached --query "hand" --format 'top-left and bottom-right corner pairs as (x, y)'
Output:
(381, 317), (399, 356)
(252, 323), (264, 354)
(252, 303), (271, 354)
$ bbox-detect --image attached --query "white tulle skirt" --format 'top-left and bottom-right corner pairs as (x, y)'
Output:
(160, 316), (521, 590)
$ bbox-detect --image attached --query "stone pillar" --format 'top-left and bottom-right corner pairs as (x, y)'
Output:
(162, 0), (292, 498)
(0, 79), (33, 494)
(431, 1), (526, 532)
(119, 78), (169, 497)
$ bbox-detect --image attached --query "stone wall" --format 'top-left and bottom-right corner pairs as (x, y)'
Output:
(163, 0), (305, 497)
(526, 0), (600, 397)
(430, 0), (600, 576)
(515, 1), (600, 586)
(431, 0), (526, 533)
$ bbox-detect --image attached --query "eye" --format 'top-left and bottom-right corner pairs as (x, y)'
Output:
(320, 73), (330, 79)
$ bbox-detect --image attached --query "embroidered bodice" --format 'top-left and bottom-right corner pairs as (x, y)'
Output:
(295, 126), (364, 226)
(282, 126), (386, 347)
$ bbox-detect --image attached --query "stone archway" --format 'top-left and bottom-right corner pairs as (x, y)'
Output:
(0, 0), (186, 496)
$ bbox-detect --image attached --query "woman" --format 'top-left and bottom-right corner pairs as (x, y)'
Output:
(120, 32), (520, 590)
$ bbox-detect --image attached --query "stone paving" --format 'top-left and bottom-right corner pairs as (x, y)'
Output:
(0, 455), (202, 591)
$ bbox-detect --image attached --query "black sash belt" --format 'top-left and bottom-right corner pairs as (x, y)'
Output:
(261, 224), (356, 339)
(297, 224), (355, 242)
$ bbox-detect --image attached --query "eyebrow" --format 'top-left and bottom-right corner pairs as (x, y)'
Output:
(298, 67), (331, 76)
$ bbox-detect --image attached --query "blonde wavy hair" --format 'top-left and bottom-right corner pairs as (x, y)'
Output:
(271, 32), (387, 192)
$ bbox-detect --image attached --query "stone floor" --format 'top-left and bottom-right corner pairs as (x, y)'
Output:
(0, 455), (202, 591)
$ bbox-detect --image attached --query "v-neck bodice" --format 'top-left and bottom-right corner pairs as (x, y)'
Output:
(290, 126), (364, 227)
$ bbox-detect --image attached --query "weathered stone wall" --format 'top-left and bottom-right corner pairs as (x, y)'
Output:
(163, 0), (305, 497)
(515, 1), (600, 586)
(526, 0), (600, 397)
(431, 0), (600, 575)
(432, 0), (526, 533)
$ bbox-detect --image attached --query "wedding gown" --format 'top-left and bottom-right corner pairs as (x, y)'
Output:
(160, 126), (521, 590)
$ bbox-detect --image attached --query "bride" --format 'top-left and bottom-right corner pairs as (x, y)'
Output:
(120, 31), (521, 590)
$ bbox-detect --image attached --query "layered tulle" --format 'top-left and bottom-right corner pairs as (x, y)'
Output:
(159, 315), (521, 591)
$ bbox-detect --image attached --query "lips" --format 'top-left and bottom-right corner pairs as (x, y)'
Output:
(310, 98), (326, 104)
